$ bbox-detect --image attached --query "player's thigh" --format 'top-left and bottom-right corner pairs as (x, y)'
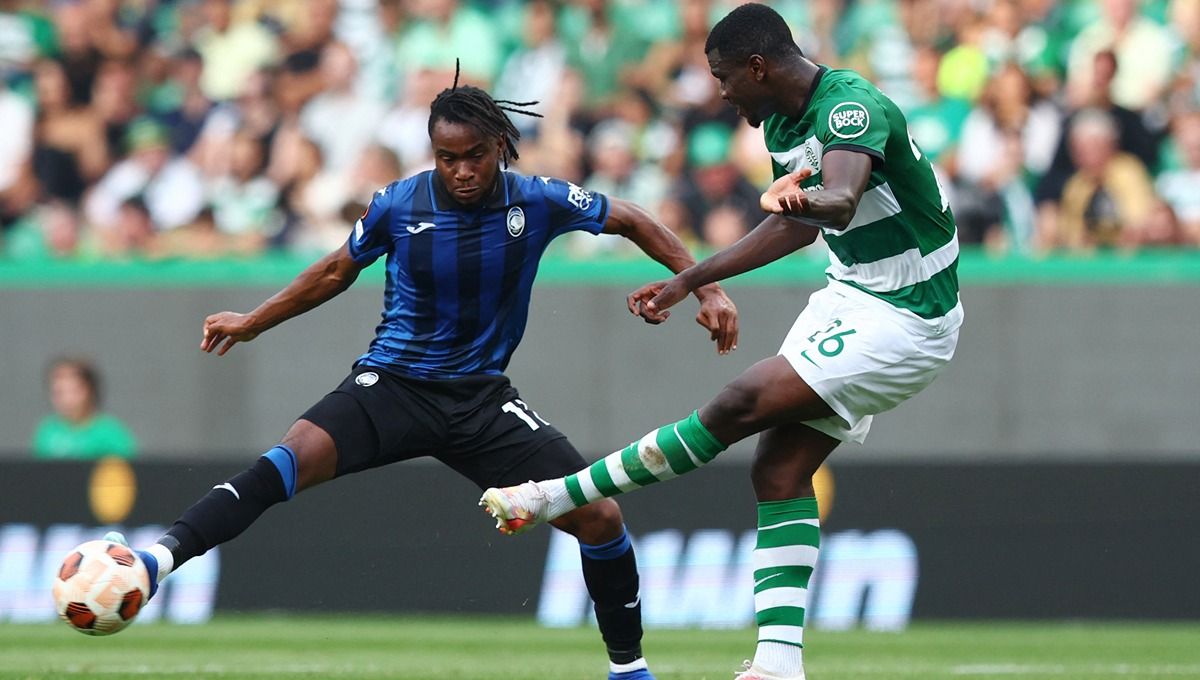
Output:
(299, 366), (443, 481)
(751, 422), (840, 501)
(775, 286), (956, 444)
(443, 388), (626, 542)
(442, 388), (586, 490)
(699, 355), (838, 446)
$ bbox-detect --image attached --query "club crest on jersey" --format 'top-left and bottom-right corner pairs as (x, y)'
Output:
(828, 102), (870, 139)
(506, 206), (526, 237)
(355, 371), (379, 387)
(566, 182), (593, 211)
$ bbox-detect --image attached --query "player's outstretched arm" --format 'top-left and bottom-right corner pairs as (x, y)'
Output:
(201, 241), (366, 356)
(633, 212), (820, 323)
(760, 150), (873, 230)
(602, 198), (739, 354)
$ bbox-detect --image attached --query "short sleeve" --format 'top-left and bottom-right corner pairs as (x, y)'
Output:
(348, 183), (396, 264)
(539, 177), (611, 238)
(815, 90), (889, 164)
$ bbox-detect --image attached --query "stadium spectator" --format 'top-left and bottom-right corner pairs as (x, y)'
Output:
(1066, 0), (1177, 112)
(83, 117), (205, 232)
(208, 129), (281, 252)
(584, 120), (671, 213)
(0, 0), (1197, 259)
(1048, 109), (1158, 249)
(492, 0), (567, 136)
(1167, 0), (1200, 116)
(568, 119), (672, 257)
(395, 0), (500, 85)
(192, 0), (280, 102)
(300, 42), (386, 174)
(607, 88), (679, 168)
(560, 0), (652, 114)
(150, 48), (214, 155)
(1154, 111), (1200, 244)
(274, 133), (347, 253)
(104, 195), (158, 258)
(2, 199), (87, 260)
(0, 0), (54, 73)
(906, 45), (971, 170)
(1038, 50), (1159, 204)
(31, 356), (137, 460)
(0, 76), (34, 228)
(377, 67), (448, 175)
(954, 63), (1055, 248)
(91, 59), (141, 163)
(636, 0), (714, 110)
(52, 1), (103, 106)
(666, 122), (762, 248)
(32, 58), (109, 206)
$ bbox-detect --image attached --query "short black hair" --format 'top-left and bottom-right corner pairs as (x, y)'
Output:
(427, 62), (542, 167)
(705, 3), (803, 63)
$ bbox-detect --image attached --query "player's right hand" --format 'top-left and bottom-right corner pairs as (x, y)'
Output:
(760, 168), (815, 215)
(201, 312), (260, 356)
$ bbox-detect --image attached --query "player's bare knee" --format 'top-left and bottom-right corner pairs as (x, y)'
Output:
(552, 499), (623, 543)
(751, 463), (814, 501)
(706, 380), (765, 434)
(281, 421), (338, 493)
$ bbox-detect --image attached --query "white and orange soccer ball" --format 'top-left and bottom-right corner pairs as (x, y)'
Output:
(52, 539), (150, 635)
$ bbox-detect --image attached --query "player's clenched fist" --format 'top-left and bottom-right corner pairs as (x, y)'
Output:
(201, 312), (260, 356)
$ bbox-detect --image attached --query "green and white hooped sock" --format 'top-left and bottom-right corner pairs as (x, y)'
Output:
(540, 411), (726, 519)
(752, 497), (819, 677)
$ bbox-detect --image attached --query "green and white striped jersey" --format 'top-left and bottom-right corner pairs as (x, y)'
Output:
(764, 67), (960, 320)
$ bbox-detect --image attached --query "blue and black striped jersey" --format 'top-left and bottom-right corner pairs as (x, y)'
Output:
(348, 170), (610, 379)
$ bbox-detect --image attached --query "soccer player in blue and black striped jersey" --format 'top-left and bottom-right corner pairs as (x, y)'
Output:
(103, 79), (738, 679)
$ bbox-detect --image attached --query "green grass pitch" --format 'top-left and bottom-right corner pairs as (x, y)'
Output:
(2, 616), (1199, 679)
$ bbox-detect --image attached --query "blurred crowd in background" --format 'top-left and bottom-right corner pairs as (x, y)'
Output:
(1, 0), (1199, 264)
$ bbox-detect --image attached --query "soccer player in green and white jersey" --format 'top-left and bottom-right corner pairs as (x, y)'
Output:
(480, 4), (963, 679)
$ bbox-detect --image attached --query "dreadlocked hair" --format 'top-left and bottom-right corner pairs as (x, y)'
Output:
(428, 61), (543, 167)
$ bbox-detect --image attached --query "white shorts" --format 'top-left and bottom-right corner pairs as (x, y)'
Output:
(778, 280), (963, 444)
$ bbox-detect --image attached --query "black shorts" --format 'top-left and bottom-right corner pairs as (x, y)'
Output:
(299, 365), (588, 489)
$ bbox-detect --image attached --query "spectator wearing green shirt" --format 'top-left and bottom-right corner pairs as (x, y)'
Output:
(31, 357), (136, 460)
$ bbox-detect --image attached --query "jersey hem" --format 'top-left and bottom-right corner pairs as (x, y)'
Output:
(824, 278), (963, 334)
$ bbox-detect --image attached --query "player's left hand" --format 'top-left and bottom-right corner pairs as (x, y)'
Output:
(694, 285), (739, 355)
(760, 168), (814, 215)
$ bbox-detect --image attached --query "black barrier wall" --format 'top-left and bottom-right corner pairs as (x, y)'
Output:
(2, 460), (1198, 625)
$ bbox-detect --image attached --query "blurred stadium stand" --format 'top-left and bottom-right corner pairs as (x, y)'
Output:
(1, 0), (1199, 259)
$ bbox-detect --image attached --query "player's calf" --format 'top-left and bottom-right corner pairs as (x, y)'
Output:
(121, 445), (300, 590)
(480, 411), (727, 534)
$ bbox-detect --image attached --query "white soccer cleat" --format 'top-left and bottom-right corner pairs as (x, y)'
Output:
(734, 661), (805, 680)
(479, 481), (550, 536)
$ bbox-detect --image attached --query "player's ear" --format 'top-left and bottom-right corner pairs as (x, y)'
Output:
(749, 54), (767, 82)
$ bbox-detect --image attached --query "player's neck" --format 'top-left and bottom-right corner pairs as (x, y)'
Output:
(775, 58), (822, 119)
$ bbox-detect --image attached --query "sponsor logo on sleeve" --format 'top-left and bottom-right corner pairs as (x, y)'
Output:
(828, 101), (870, 140)
(566, 182), (593, 211)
